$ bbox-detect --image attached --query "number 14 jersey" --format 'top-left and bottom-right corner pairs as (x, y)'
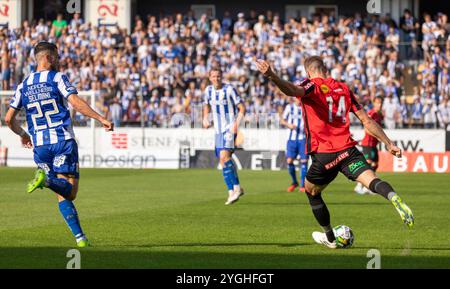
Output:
(296, 77), (362, 154)
(10, 70), (77, 147)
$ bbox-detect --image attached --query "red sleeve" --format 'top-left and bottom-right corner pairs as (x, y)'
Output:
(349, 90), (362, 112)
(375, 111), (383, 124)
(296, 78), (315, 98)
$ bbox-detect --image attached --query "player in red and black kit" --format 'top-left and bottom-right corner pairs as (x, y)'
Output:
(256, 56), (414, 249)
(355, 96), (384, 195)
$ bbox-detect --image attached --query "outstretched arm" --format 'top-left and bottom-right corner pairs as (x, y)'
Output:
(255, 59), (305, 97)
(68, 94), (113, 131)
(354, 108), (401, 158)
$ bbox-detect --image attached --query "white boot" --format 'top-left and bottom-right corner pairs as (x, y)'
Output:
(225, 187), (245, 205)
(354, 182), (365, 195)
(312, 232), (337, 249)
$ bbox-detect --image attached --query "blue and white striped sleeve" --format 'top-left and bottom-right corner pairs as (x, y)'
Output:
(54, 72), (78, 98)
(203, 86), (211, 105)
(282, 105), (290, 121)
(229, 85), (242, 105)
(10, 83), (23, 110)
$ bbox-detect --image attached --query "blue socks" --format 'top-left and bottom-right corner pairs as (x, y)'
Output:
(288, 163), (298, 185)
(58, 200), (85, 241)
(223, 160), (240, 190)
(289, 161), (307, 187)
(300, 161), (308, 188)
(229, 160), (240, 186)
(222, 162), (234, 190)
(46, 177), (73, 199)
(42, 175), (84, 242)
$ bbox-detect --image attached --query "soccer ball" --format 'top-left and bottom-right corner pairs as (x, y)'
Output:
(333, 225), (354, 248)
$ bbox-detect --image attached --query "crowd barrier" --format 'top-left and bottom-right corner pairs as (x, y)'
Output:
(0, 127), (448, 173)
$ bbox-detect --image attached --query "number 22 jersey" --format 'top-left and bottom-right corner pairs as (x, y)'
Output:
(297, 77), (362, 154)
(10, 70), (78, 147)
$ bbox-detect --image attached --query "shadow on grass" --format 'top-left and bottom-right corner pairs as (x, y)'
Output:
(356, 246), (450, 251)
(238, 202), (390, 206)
(0, 247), (449, 269)
(120, 242), (310, 249)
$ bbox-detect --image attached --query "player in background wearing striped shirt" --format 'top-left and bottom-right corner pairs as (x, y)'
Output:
(281, 97), (308, 192)
(4, 42), (113, 247)
(203, 68), (246, 205)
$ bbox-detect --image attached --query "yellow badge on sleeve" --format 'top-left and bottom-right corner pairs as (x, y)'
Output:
(320, 84), (330, 94)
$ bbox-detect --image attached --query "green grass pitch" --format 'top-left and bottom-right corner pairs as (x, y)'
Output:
(0, 167), (449, 268)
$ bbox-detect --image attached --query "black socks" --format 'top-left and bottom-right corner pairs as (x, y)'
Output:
(306, 193), (335, 242)
(369, 178), (396, 200)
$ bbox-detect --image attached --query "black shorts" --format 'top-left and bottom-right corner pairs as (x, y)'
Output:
(362, 146), (379, 163)
(306, 146), (372, 186)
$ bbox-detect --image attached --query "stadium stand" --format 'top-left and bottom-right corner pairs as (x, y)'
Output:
(0, 9), (449, 129)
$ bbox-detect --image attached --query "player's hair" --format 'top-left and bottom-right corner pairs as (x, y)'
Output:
(34, 41), (58, 57)
(209, 67), (222, 75)
(34, 42), (59, 69)
(373, 95), (383, 103)
(304, 56), (327, 75)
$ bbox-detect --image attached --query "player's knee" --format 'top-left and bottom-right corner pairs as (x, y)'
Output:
(219, 157), (228, 166)
(306, 187), (321, 196)
(306, 191), (323, 206)
(311, 189), (320, 196)
(220, 154), (231, 165)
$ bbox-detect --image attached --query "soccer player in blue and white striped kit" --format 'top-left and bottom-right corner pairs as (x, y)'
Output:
(281, 97), (309, 193)
(5, 42), (113, 247)
(203, 68), (246, 205)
